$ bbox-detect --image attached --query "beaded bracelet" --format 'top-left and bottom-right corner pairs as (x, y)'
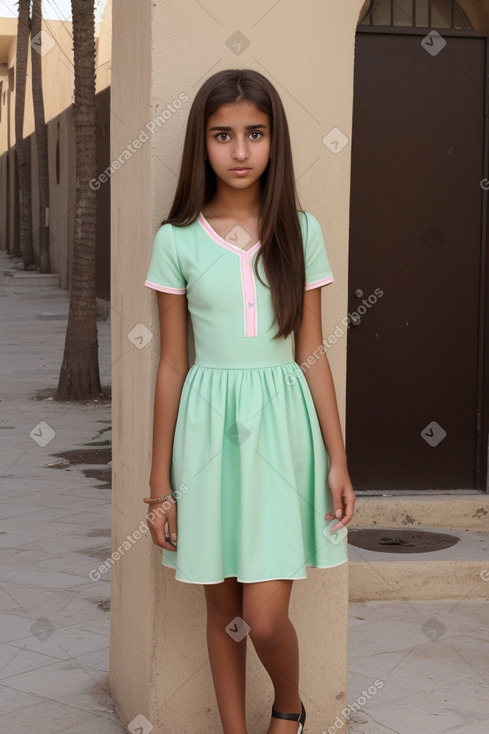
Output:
(143, 491), (177, 504)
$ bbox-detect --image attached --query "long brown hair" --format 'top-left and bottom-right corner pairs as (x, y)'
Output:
(162, 68), (307, 339)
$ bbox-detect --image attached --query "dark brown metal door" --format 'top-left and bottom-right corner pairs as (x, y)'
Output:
(346, 30), (488, 491)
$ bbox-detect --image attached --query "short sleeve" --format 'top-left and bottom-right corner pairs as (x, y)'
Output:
(144, 224), (186, 294)
(301, 212), (334, 290)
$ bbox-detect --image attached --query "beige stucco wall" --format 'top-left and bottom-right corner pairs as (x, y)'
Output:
(0, 3), (111, 139)
(0, 2), (112, 258)
(110, 1), (366, 731)
(45, 107), (75, 289)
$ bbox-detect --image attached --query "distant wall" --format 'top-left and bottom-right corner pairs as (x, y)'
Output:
(0, 88), (111, 301)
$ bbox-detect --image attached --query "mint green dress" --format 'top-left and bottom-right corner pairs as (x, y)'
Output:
(144, 211), (348, 584)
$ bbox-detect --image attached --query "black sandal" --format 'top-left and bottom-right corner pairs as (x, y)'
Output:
(271, 700), (306, 734)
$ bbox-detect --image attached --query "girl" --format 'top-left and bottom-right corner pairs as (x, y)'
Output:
(144, 68), (355, 734)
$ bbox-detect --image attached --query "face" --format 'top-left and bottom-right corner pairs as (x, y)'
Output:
(205, 99), (271, 192)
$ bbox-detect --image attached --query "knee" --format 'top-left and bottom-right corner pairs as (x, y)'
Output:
(207, 605), (244, 630)
(247, 614), (288, 651)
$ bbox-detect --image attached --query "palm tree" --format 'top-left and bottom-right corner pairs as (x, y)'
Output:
(15, 0), (34, 268)
(56, 0), (101, 400)
(31, 0), (50, 273)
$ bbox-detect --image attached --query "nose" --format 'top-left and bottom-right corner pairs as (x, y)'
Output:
(232, 135), (249, 161)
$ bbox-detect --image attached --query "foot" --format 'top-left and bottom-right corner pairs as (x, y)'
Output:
(267, 699), (304, 734)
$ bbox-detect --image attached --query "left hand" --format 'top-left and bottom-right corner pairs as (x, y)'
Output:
(325, 462), (356, 531)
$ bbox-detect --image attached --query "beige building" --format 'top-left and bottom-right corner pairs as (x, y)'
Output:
(0, 1), (111, 297)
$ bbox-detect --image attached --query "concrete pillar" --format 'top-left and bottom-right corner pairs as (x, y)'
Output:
(110, 1), (365, 731)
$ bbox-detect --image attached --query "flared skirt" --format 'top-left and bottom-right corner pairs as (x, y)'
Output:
(162, 361), (348, 583)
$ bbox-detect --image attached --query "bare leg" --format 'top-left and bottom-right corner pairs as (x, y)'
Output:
(242, 580), (302, 734)
(204, 577), (248, 734)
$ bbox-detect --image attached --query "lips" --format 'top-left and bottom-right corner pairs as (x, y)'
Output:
(230, 167), (252, 177)
(231, 167), (251, 171)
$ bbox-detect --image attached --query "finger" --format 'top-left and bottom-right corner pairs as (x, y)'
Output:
(340, 496), (355, 527)
(164, 530), (177, 548)
(159, 517), (177, 550)
(324, 511), (345, 533)
(326, 499), (347, 531)
(325, 504), (345, 521)
(167, 520), (178, 547)
(153, 531), (177, 551)
(329, 519), (345, 532)
(163, 537), (177, 551)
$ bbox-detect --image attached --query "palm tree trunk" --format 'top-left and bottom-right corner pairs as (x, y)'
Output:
(15, 0), (34, 270)
(56, 0), (101, 400)
(31, 0), (50, 274)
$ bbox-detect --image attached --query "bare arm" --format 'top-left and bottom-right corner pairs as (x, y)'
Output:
(294, 287), (355, 527)
(147, 291), (189, 549)
(150, 291), (189, 489)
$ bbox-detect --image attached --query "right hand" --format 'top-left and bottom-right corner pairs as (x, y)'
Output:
(146, 495), (178, 551)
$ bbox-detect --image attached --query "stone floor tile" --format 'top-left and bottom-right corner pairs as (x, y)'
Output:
(0, 682), (42, 715)
(349, 642), (481, 689)
(0, 698), (106, 733)
(1, 660), (109, 711)
(348, 619), (437, 660)
(72, 645), (110, 673)
(0, 643), (62, 680)
(7, 623), (109, 661)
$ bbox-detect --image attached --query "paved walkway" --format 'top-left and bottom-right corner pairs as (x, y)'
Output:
(0, 250), (488, 733)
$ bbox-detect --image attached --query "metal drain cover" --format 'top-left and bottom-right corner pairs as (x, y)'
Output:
(348, 528), (459, 553)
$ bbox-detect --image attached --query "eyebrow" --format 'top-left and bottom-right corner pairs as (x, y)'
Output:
(208, 124), (268, 131)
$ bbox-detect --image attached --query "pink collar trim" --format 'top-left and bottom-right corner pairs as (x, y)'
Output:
(197, 212), (261, 255)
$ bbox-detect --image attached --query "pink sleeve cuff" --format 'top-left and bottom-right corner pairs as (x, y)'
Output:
(305, 276), (334, 291)
(144, 280), (186, 294)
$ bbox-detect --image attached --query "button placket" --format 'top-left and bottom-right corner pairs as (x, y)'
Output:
(240, 251), (258, 337)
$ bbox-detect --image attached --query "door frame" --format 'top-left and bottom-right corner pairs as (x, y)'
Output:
(352, 24), (489, 492)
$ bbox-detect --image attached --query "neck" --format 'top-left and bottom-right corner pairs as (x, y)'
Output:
(207, 180), (263, 218)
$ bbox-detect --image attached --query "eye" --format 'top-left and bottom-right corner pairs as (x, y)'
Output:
(249, 131), (263, 140)
(214, 132), (230, 142)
